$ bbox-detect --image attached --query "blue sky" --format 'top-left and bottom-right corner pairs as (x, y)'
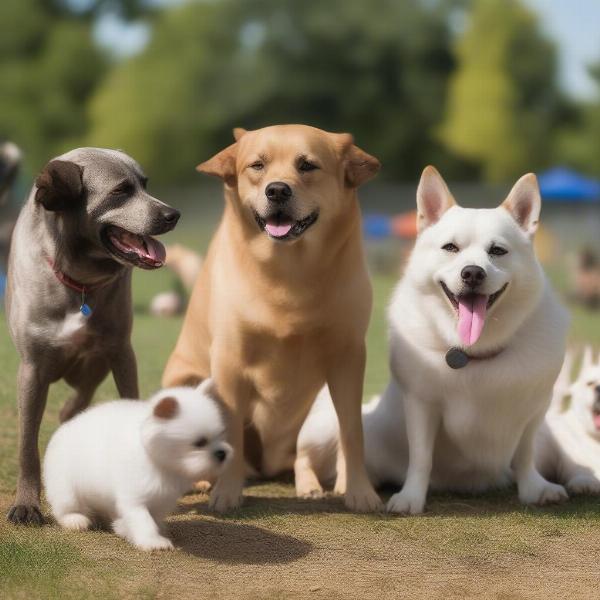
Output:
(94, 0), (600, 100)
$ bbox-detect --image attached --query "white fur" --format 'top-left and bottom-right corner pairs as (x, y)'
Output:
(43, 380), (231, 550)
(298, 170), (570, 513)
(536, 349), (600, 494)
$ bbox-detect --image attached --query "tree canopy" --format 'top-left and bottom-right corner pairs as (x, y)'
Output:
(440, 0), (567, 182)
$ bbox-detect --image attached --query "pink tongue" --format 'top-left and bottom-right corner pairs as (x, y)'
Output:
(265, 221), (292, 238)
(593, 415), (600, 430)
(144, 236), (166, 264)
(457, 294), (488, 346)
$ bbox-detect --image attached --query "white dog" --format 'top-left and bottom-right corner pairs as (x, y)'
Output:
(43, 380), (231, 550)
(297, 166), (570, 513)
(536, 347), (600, 493)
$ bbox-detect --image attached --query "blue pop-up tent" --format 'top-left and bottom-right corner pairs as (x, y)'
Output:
(538, 167), (600, 202)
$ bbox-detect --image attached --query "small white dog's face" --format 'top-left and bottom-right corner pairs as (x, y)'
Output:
(571, 361), (600, 439)
(407, 167), (544, 349)
(142, 380), (232, 481)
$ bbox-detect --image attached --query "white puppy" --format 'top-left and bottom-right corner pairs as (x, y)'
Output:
(536, 347), (600, 493)
(297, 166), (569, 513)
(43, 380), (231, 550)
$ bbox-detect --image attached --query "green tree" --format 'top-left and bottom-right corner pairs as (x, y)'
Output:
(88, 0), (458, 183)
(440, 0), (564, 182)
(556, 64), (600, 176)
(0, 0), (149, 171)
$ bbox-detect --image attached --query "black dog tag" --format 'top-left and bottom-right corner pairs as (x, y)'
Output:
(445, 347), (469, 369)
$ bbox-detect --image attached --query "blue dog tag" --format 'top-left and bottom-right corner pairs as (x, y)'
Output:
(80, 303), (92, 317)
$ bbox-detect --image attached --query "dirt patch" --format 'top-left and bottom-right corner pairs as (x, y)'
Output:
(2, 486), (600, 599)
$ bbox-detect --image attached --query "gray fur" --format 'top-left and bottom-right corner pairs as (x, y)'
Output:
(5, 147), (179, 525)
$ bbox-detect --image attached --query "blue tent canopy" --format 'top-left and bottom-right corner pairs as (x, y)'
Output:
(538, 167), (600, 202)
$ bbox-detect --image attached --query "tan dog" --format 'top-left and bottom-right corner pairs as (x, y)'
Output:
(162, 124), (382, 512)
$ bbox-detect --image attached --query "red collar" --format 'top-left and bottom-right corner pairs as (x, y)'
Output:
(45, 257), (111, 294)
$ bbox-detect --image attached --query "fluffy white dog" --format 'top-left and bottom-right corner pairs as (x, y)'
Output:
(536, 348), (600, 493)
(43, 380), (231, 550)
(297, 166), (570, 513)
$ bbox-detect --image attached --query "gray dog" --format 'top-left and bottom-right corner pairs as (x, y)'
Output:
(6, 148), (180, 525)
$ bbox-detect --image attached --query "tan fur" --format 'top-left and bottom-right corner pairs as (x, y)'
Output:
(163, 124), (382, 512)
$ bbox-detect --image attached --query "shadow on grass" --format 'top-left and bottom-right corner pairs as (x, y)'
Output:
(181, 479), (600, 521)
(168, 518), (313, 564)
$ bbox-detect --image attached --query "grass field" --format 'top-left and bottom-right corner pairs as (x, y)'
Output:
(2, 212), (600, 599)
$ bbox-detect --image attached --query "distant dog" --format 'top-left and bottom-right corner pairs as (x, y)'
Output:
(43, 381), (231, 551)
(536, 347), (600, 493)
(298, 166), (570, 513)
(0, 141), (22, 271)
(6, 148), (179, 525)
(163, 125), (382, 512)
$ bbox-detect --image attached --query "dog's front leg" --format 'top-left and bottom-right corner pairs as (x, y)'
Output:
(113, 505), (173, 551)
(7, 362), (49, 525)
(208, 371), (249, 513)
(514, 415), (568, 505)
(387, 396), (439, 515)
(110, 343), (139, 399)
(328, 344), (382, 512)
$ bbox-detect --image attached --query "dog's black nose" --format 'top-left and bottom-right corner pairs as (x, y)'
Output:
(595, 385), (600, 395)
(162, 207), (180, 225)
(214, 449), (227, 463)
(265, 181), (292, 203)
(461, 265), (486, 287)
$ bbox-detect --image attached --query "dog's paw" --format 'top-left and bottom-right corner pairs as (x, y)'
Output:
(344, 486), (383, 513)
(193, 480), (213, 494)
(566, 474), (600, 495)
(209, 481), (243, 513)
(7, 504), (45, 526)
(519, 479), (568, 505)
(296, 477), (324, 499)
(386, 489), (426, 515)
(134, 535), (174, 552)
(58, 513), (91, 531)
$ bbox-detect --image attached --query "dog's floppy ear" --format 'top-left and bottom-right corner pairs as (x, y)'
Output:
(501, 173), (541, 237)
(333, 133), (380, 188)
(416, 165), (456, 233)
(35, 160), (83, 212)
(233, 127), (248, 142)
(196, 143), (238, 187)
(153, 396), (179, 420)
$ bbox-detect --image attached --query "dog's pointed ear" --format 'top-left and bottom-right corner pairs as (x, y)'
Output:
(196, 143), (238, 187)
(233, 127), (248, 142)
(580, 345), (594, 377)
(501, 173), (541, 237)
(333, 133), (380, 188)
(153, 396), (179, 420)
(416, 165), (456, 233)
(35, 160), (83, 212)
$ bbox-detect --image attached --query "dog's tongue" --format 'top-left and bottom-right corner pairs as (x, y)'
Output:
(593, 414), (600, 430)
(143, 235), (166, 264)
(457, 294), (488, 346)
(265, 220), (292, 238)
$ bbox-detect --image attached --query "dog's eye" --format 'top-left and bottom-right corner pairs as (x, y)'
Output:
(110, 182), (134, 197)
(194, 437), (208, 449)
(442, 243), (459, 253)
(489, 245), (508, 256)
(249, 161), (264, 171)
(588, 381), (596, 387)
(298, 160), (319, 173)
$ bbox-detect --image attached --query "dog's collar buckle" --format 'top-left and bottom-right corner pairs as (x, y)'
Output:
(445, 345), (504, 369)
(446, 347), (470, 369)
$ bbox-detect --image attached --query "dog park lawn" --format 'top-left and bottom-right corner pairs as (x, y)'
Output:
(2, 210), (600, 599)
